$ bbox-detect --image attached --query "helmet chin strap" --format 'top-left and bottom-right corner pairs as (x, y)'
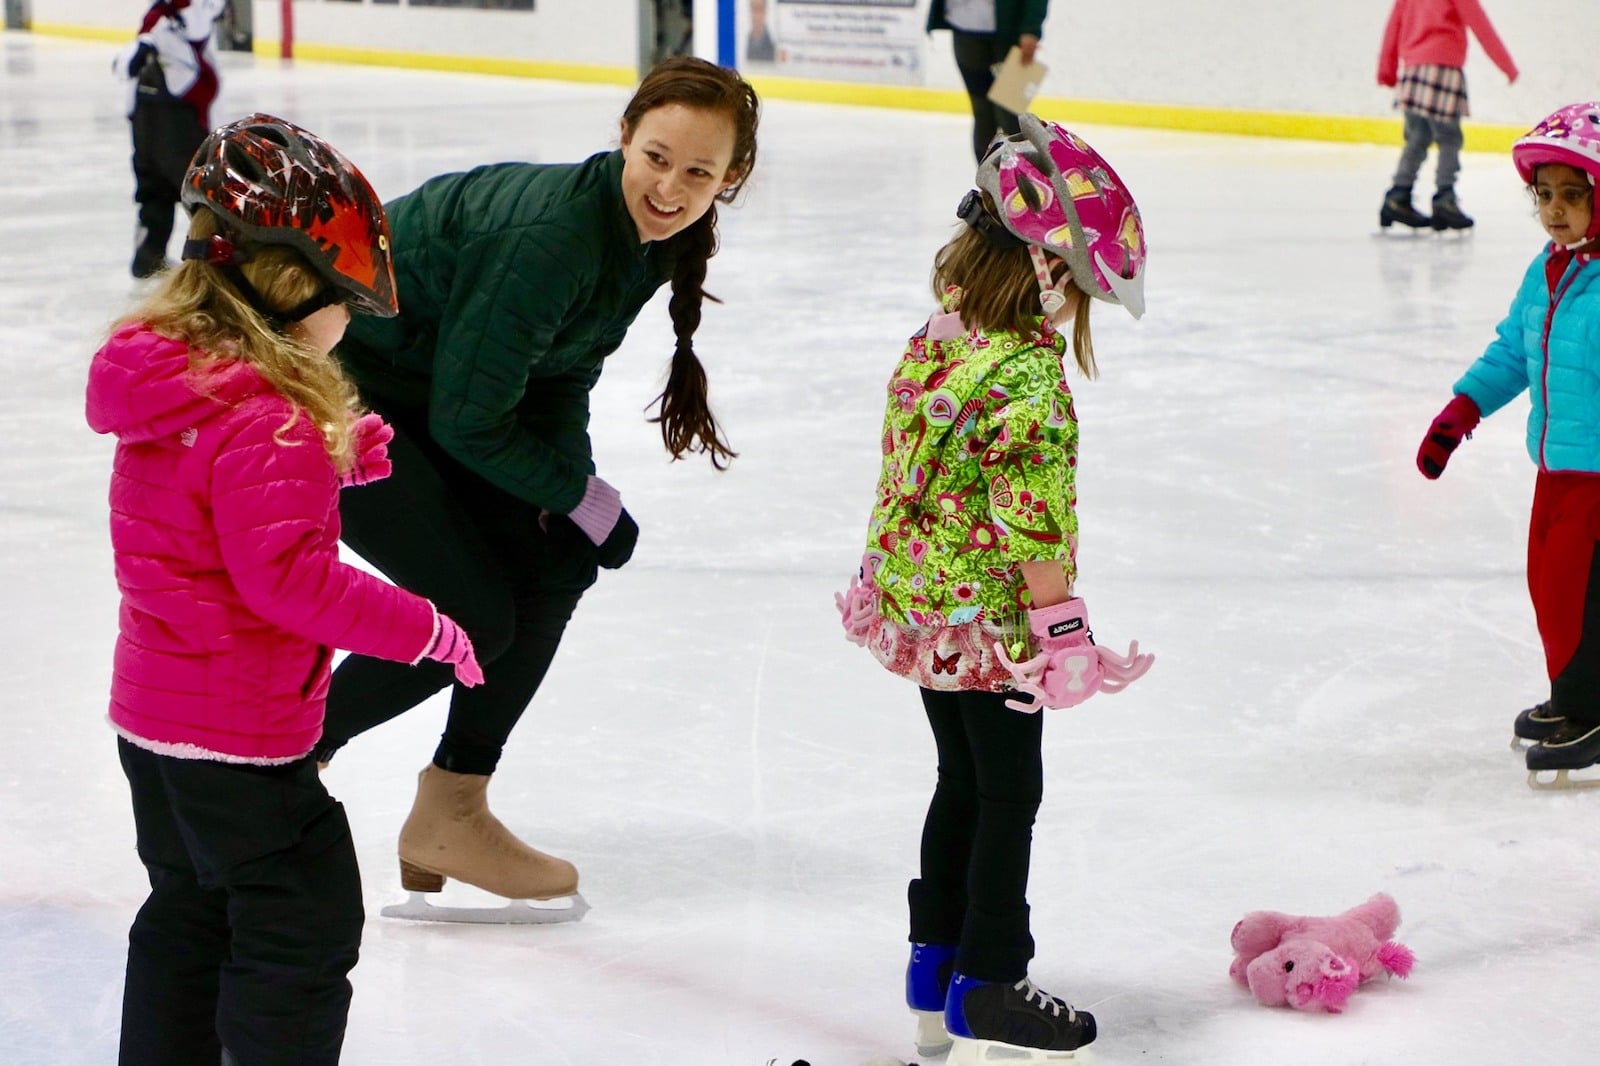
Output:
(182, 234), (341, 330)
(1028, 245), (1068, 316)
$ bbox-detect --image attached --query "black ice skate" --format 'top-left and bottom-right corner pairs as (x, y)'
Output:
(1512, 700), (1564, 750)
(1526, 718), (1600, 790)
(1430, 188), (1474, 231)
(944, 973), (1095, 1064)
(1379, 185), (1431, 230)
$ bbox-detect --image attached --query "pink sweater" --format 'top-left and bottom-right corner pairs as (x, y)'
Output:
(1377, 0), (1517, 87)
(87, 325), (438, 763)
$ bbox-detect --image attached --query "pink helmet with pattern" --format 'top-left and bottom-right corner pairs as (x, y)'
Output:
(1512, 102), (1600, 186)
(975, 113), (1146, 319)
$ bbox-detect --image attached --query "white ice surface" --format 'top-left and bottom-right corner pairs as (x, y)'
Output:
(4, 31), (1599, 1066)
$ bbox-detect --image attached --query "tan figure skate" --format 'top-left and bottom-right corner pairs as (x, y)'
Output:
(380, 765), (589, 924)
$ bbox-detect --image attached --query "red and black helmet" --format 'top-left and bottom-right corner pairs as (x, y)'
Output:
(182, 113), (398, 318)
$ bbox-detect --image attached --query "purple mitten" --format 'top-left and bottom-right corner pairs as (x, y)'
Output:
(340, 412), (394, 488)
(994, 597), (1153, 711)
(421, 612), (484, 687)
(568, 475), (623, 546)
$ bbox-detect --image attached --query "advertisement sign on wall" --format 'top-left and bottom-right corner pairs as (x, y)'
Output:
(743, 0), (924, 85)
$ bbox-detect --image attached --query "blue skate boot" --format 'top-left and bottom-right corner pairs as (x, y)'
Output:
(907, 943), (957, 1057)
(944, 971), (1096, 1064)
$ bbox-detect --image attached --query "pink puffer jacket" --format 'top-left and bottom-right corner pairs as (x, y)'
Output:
(86, 324), (437, 763)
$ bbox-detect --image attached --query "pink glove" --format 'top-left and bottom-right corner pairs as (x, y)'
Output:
(568, 475), (623, 545)
(835, 572), (876, 646)
(422, 612), (484, 687)
(994, 597), (1153, 712)
(340, 412), (394, 488)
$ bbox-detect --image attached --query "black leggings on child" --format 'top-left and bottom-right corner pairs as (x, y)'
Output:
(117, 740), (362, 1066)
(316, 414), (599, 775)
(909, 686), (1044, 982)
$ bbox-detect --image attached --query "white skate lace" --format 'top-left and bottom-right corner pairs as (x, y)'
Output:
(1014, 978), (1077, 1021)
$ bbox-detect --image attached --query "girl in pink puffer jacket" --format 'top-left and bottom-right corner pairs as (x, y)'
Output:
(85, 115), (481, 1065)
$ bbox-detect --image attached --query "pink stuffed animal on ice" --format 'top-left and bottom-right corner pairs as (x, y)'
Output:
(1229, 893), (1415, 1013)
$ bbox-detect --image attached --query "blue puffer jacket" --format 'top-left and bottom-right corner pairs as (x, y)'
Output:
(1454, 248), (1600, 473)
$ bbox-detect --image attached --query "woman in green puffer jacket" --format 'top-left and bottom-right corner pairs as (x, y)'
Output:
(314, 57), (760, 916)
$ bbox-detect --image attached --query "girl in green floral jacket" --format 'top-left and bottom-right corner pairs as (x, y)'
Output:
(837, 115), (1151, 1064)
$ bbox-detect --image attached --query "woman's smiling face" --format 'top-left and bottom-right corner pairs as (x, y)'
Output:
(619, 103), (738, 243)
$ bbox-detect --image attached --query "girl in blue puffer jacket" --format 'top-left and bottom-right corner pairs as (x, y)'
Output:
(1417, 101), (1600, 788)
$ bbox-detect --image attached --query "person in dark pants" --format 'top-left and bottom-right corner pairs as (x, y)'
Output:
(313, 57), (762, 917)
(87, 115), (481, 1064)
(835, 116), (1153, 1060)
(114, 0), (226, 277)
(117, 744), (364, 1065)
(927, 0), (1049, 161)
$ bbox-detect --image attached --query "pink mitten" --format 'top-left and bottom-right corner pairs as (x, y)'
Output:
(340, 412), (394, 488)
(421, 612), (484, 687)
(994, 597), (1153, 712)
(835, 572), (876, 646)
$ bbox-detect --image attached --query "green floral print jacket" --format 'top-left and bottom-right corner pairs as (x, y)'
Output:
(852, 287), (1079, 692)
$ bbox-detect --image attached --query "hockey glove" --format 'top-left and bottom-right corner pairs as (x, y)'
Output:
(835, 571), (876, 647)
(339, 412), (394, 488)
(1416, 394), (1480, 480)
(422, 612), (484, 687)
(994, 597), (1154, 712)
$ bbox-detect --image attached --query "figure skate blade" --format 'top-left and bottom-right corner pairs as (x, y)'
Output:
(380, 890), (590, 925)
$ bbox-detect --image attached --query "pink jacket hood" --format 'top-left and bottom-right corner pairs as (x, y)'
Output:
(87, 324), (437, 763)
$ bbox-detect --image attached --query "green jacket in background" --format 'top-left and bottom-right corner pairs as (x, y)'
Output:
(925, 0), (1049, 46)
(338, 150), (672, 515)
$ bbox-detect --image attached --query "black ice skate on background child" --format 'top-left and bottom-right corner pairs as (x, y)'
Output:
(1417, 102), (1600, 790)
(1375, 0), (1518, 233)
(838, 114), (1154, 1065)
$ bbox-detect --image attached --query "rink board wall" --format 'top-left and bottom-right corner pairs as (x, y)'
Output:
(25, 0), (1598, 148)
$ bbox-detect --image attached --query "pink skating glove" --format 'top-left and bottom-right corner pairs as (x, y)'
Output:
(994, 597), (1153, 712)
(422, 612), (484, 687)
(835, 572), (876, 646)
(340, 412), (394, 488)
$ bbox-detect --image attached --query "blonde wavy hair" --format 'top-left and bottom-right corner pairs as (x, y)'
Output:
(932, 203), (1097, 380)
(114, 209), (360, 467)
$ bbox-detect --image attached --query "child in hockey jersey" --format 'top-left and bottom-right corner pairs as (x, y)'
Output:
(835, 114), (1154, 1063)
(114, 0), (227, 277)
(1376, 0), (1518, 231)
(86, 115), (482, 1065)
(1417, 102), (1600, 788)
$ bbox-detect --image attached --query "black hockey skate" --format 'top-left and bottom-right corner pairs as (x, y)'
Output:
(945, 973), (1095, 1064)
(1430, 188), (1474, 231)
(1379, 185), (1431, 230)
(1512, 701), (1564, 750)
(1526, 718), (1600, 790)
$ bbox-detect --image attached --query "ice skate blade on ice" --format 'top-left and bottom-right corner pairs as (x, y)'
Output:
(949, 1036), (1089, 1065)
(1527, 768), (1600, 792)
(912, 1007), (952, 1057)
(380, 890), (590, 925)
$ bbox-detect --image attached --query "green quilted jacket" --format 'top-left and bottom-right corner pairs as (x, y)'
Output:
(925, 0), (1049, 45)
(338, 150), (672, 513)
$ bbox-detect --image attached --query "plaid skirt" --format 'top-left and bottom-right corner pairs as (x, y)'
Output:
(1396, 64), (1469, 122)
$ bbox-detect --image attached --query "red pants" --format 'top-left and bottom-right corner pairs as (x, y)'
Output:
(1528, 472), (1600, 721)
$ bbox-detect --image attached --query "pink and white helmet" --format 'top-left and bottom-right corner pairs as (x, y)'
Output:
(975, 113), (1147, 319)
(1512, 102), (1600, 186)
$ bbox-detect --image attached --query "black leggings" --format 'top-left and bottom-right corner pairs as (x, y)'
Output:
(910, 686), (1044, 982)
(952, 31), (1023, 162)
(317, 417), (598, 774)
